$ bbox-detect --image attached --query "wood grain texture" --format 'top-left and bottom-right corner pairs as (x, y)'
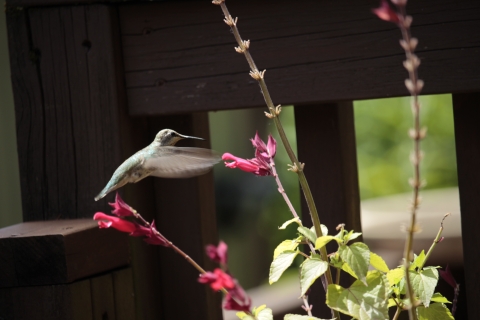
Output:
(295, 102), (361, 318)
(0, 220), (129, 287)
(0, 269), (135, 320)
(119, 0), (480, 115)
(453, 92), (480, 319)
(8, 5), (126, 220)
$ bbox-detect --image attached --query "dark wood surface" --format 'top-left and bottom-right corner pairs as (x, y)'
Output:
(148, 113), (223, 320)
(0, 267), (135, 320)
(295, 102), (362, 318)
(119, 0), (480, 116)
(7, 5), (127, 221)
(453, 92), (480, 319)
(0, 220), (129, 287)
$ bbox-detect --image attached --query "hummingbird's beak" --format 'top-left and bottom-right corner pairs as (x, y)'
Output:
(178, 133), (204, 141)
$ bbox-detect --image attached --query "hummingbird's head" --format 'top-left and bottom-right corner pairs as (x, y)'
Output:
(155, 129), (204, 146)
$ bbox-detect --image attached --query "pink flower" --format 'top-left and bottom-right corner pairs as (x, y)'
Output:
(142, 221), (169, 247)
(206, 241), (228, 265)
(223, 282), (251, 313)
(93, 212), (141, 233)
(198, 269), (235, 291)
(222, 133), (277, 176)
(372, 0), (400, 24)
(439, 265), (457, 289)
(109, 192), (135, 217)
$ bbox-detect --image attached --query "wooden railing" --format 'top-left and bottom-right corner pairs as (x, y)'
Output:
(2, 0), (479, 319)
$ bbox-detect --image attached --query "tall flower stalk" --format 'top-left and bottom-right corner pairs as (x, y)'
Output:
(373, 0), (425, 318)
(211, 2), (336, 315)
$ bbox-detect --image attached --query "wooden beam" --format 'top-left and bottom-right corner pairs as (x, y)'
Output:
(118, 0), (480, 115)
(453, 92), (480, 320)
(0, 220), (129, 287)
(295, 102), (361, 318)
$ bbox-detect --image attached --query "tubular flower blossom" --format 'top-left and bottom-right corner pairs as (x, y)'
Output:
(109, 192), (135, 217)
(93, 212), (169, 247)
(93, 212), (142, 233)
(223, 281), (252, 313)
(372, 0), (400, 24)
(206, 241), (228, 265)
(222, 132), (277, 176)
(198, 268), (235, 291)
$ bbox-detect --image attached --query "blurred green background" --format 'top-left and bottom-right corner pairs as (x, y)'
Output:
(0, 9), (457, 291)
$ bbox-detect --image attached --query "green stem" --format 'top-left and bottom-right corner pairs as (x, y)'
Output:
(418, 213), (449, 270)
(215, 1), (337, 318)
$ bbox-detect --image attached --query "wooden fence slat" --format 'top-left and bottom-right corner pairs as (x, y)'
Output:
(112, 268), (136, 320)
(295, 102), (361, 318)
(8, 4), (128, 221)
(91, 274), (116, 320)
(453, 92), (480, 319)
(147, 113), (223, 320)
(118, 0), (480, 115)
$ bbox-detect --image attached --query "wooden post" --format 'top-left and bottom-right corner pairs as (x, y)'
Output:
(453, 92), (480, 319)
(295, 102), (361, 318)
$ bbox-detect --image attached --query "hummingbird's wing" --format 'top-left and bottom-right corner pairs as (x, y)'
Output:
(144, 147), (221, 178)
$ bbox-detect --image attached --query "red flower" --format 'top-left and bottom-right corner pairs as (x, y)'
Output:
(93, 212), (141, 233)
(109, 192), (135, 217)
(372, 0), (400, 24)
(223, 283), (251, 313)
(222, 133), (277, 176)
(142, 221), (169, 247)
(439, 265), (457, 289)
(198, 268), (235, 291)
(206, 241), (228, 265)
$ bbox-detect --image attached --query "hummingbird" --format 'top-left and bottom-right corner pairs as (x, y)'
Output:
(94, 129), (220, 201)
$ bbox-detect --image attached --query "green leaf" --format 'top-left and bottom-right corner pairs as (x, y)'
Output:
(284, 314), (332, 320)
(279, 217), (302, 229)
(315, 235), (337, 249)
(387, 298), (397, 308)
(236, 312), (253, 320)
(431, 293), (451, 304)
(339, 242), (370, 285)
(410, 267), (439, 307)
(300, 256), (329, 296)
(255, 306), (273, 320)
(387, 268), (404, 287)
(274, 239), (300, 259)
(370, 252), (389, 273)
(417, 303), (454, 320)
(298, 226), (317, 243)
(341, 262), (358, 279)
(410, 250), (426, 270)
(345, 231), (362, 243)
(269, 250), (298, 284)
(321, 224), (328, 236)
(327, 270), (389, 320)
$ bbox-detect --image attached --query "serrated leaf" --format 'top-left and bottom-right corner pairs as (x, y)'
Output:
(327, 270), (389, 320)
(339, 242), (370, 285)
(387, 298), (397, 308)
(315, 235), (336, 249)
(298, 226), (317, 243)
(431, 293), (451, 304)
(370, 252), (389, 273)
(279, 217), (302, 229)
(410, 267), (439, 307)
(300, 256), (329, 296)
(256, 306), (273, 320)
(274, 239), (300, 259)
(410, 250), (426, 270)
(346, 231), (362, 242)
(417, 303), (454, 320)
(269, 250), (298, 284)
(341, 262), (358, 279)
(387, 268), (404, 287)
(284, 314), (332, 320)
